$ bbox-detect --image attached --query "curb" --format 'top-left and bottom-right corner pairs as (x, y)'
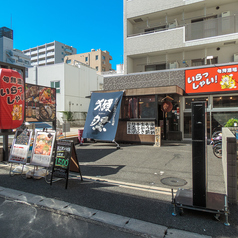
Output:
(0, 186), (211, 238)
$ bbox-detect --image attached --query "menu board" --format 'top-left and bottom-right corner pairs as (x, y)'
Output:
(9, 129), (33, 164)
(30, 131), (56, 167)
(25, 83), (56, 122)
(51, 140), (83, 189)
(127, 121), (155, 135)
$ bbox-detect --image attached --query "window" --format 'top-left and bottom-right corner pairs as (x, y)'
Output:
(185, 97), (208, 109)
(51, 81), (60, 93)
(121, 96), (156, 119)
(192, 57), (218, 66)
(85, 57), (88, 62)
(66, 59), (71, 64)
(95, 55), (98, 60)
(95, 66), (98, 71)
(145, 64), (166, 71)
(213, 96), (238, 108)
(102, 55), (105, 60)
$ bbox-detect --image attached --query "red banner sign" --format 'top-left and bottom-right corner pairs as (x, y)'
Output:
(0, 69), (25, 129)
(185, 65), (238, 94)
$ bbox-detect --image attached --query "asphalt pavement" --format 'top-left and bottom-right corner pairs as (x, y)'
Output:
(0, 138), (237, 238)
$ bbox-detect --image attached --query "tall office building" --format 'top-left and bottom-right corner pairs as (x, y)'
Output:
(64, 49), (113, 72)
(23, 41), (77, 67)
(124, 0), (238, 74)
(0, 27), (30, 68)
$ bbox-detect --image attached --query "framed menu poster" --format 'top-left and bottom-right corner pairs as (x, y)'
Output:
(9, 129), (33, 164)
(30, 130), (56, 167)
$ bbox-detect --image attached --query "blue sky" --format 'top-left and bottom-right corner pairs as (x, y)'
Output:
(1, 0), (124, 70)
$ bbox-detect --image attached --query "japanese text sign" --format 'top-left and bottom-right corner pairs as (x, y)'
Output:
(83, 91), (123, 141)
(185, 65), (238, 94)
(0, 69), (24, 129)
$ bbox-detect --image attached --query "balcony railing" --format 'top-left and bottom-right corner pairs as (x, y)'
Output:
(185, 15), (238, 41)
(128, 15), (238, 41)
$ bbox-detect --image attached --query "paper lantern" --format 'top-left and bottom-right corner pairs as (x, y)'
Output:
(162, 100), (173, 112)
(0, 68), (25, 129)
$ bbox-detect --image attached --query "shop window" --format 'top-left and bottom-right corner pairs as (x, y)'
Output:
(213, 96), (238, 108)
(184, 112), (210, 138)
(185, 97), (208, 109)
(121, 96), (156, 119)
(138, 96), (156, 118)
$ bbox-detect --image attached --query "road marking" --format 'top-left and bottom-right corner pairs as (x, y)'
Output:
(79, 175), (176, 196)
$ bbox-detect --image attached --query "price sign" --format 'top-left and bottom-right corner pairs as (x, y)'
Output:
(51, 140), (72, 189)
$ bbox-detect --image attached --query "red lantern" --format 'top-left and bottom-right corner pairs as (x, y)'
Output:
(0, 69), (25, 129)
(162, 101), (173, 112)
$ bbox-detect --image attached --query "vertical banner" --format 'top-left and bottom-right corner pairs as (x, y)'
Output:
(30, 131), (56, 167)
(0, 69), (25, 129)
(83, 91), (123, 141)
(9, 129), (33, 164)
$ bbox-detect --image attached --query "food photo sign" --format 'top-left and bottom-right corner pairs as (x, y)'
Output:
(9, 129), (33, 164)
(30, 131), (56, 167)
(25, 83), (56, 122)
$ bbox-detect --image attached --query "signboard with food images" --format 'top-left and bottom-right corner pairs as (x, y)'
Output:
(50, 139), (83, 189)
(9, 129), (33, 164)
(30, 130), (56, 167)
(25, 83), (56, 122)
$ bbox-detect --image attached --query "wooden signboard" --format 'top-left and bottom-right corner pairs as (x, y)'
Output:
(51, 139), (83, 189)
(9, 129), (33, 164)
(30, 130), (56, 167)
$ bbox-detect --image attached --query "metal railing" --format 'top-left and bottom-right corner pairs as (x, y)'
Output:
(185, 15), (238, 41)
(128, 15), (238, 41)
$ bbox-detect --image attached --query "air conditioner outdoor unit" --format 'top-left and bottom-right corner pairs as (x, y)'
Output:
(169, 62), (179, 69)
(234, 53), (238, 62)
(222, 11), (230, 17)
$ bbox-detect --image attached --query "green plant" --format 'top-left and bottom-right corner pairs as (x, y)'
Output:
(61, 111), (74, 121)
(224, 118), (238, 127)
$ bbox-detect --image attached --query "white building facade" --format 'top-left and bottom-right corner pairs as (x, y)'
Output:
(124, 0), (238, 74)
(26, 62), (103, 126)
(23, 41), (77, 67)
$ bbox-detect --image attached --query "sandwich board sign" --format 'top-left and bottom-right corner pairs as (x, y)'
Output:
(9, 129), (33, 164)
(30, 130), (56, 167)
(51, 139), (83, 189)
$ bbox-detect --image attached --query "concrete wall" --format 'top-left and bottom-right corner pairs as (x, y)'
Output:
(222, 127), (237, 204)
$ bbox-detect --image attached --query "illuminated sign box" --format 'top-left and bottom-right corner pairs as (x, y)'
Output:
(185, 65), (238, 94)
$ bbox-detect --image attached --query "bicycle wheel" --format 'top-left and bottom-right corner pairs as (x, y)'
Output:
(212, 131), (222, 138)
(213, 143), (222, 158)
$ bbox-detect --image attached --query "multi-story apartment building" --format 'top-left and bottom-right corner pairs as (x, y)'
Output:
(64, 49), (112, 72)
(0, 27), (30, 69)
(124, 0), (238, 74)
(23, 41), (77, 67)
(99, 0), (238, 143)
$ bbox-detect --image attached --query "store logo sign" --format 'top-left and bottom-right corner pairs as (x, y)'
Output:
(185, 65), (238, 94)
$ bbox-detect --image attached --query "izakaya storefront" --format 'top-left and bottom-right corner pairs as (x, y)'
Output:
(182, 64), (238, 140)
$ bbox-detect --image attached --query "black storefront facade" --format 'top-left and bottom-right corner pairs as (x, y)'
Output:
(101, 63), (238, 144)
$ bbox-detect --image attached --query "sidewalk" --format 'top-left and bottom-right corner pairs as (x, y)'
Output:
(0, 140), (237, 237)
